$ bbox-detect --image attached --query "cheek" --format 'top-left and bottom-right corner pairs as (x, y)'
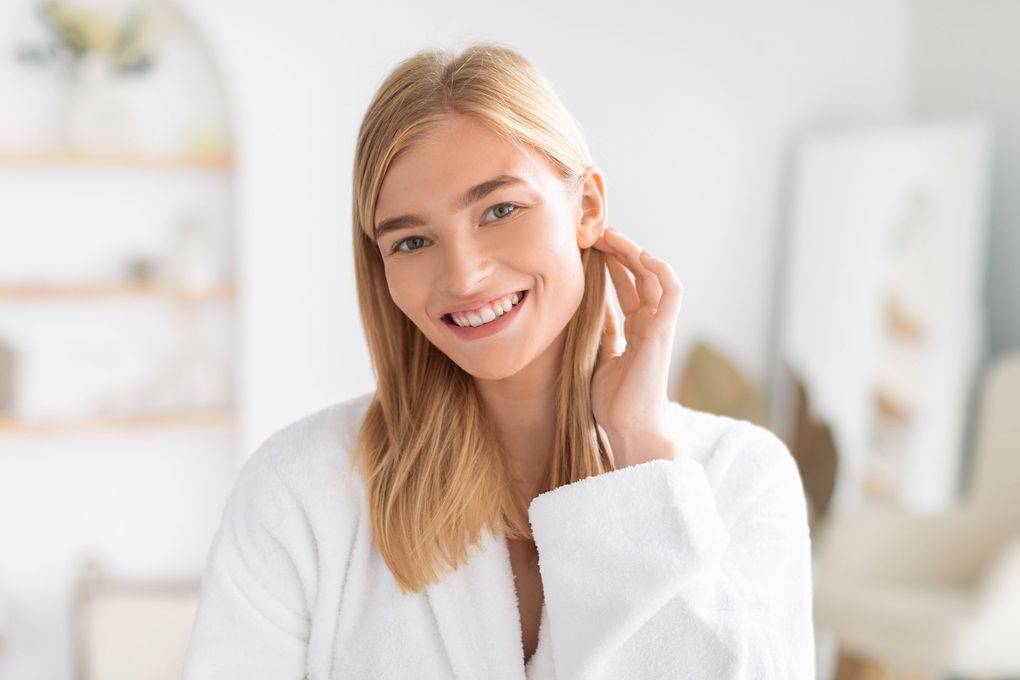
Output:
(384, 268), (423, 320)
(514, 210), (578, 268)
(513, 215), (585, 301)
(539, 243), (586, 313)
(560, 263), (587, 309)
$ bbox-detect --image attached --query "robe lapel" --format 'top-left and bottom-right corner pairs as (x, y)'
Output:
(425, 526), (528, 680)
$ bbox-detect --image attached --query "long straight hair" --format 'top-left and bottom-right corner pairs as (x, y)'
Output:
(350, 42), (612, 594)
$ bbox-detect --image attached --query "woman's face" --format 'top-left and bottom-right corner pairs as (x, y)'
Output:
(374, 114), (606, 381)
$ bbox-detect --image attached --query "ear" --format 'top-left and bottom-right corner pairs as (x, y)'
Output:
(574, 165), (608, 249)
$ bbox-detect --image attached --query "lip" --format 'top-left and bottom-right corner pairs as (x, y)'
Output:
(439, 289), (528, 318)
(441, 289), (529, 341)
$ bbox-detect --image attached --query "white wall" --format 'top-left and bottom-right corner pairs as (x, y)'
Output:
(909, 0), (1020, 498)
(912, 0), (1020, 359)
(183, 0), (913, 456)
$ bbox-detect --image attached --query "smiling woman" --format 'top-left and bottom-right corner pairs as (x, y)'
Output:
(370, 113), (603, 390)
(184, 40), (815, 680)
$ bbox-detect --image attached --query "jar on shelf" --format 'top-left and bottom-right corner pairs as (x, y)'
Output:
(162, 213), (221, 289)
(60, 55), (140, 152)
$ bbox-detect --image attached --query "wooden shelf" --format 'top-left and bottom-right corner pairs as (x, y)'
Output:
(0, 281), (236, 303)
(0, 409), (236, 435)
(0, 148), (233, 171)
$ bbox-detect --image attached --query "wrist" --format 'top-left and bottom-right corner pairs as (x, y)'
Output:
(605, 430), (677, 468)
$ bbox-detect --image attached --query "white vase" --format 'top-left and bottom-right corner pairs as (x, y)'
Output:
(60, 55), (139, 151)
(165, 213), (220, 289)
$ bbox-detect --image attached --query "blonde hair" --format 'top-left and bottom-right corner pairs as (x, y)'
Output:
(350, 41), (612, 594)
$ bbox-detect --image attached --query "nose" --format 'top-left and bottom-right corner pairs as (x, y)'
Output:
(436, 234), (495, 297)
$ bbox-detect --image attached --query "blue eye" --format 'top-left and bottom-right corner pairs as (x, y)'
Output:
(393, 236), (428, 254)
(390, 202), (520, 254)
(485, 202), (518, 222)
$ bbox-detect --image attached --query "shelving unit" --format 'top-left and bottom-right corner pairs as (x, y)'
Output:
(0, 14), (242, 677)
(0, 146), (237, 435)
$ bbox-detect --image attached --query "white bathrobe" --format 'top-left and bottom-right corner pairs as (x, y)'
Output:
(182, 391), (815, 679)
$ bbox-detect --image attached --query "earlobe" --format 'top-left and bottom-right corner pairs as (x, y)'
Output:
(577, 222), (607, 249)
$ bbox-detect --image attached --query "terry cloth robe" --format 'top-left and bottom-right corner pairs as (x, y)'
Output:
(182, 391), (815, 679)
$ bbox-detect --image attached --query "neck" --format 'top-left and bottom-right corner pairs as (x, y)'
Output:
(474, 328), (566, 503)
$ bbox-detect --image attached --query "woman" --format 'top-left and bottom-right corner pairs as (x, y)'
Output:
(184, 42), (815, 679)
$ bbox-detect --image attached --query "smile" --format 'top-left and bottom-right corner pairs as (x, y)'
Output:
(441, 289), (529, 340)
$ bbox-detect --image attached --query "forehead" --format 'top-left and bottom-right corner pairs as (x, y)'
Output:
(375, 116), (555, 218)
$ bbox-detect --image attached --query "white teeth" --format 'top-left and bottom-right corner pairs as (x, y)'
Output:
(449, 290), (527, 328)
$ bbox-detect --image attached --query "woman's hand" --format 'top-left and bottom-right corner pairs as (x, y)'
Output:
(590, 226), (684, 469)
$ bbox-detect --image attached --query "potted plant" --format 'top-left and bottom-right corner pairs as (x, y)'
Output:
(16, 1), (176, 150)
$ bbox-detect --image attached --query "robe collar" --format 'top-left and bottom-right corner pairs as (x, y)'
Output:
(424, 526), (545, 679)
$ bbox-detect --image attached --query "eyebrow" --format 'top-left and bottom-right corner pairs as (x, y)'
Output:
(374, 174), (528, 241)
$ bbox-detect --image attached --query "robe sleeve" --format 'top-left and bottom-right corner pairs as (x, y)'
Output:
(183, 434), (314, 680)
(528, 424), (814, 680)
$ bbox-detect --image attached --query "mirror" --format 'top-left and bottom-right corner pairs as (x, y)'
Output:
(772, 118), (994, 516)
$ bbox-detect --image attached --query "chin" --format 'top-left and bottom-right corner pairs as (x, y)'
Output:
(415, 330), (517, 378)
(453, 358), (523, 382)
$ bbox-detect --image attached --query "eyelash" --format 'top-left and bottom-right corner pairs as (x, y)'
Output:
(389, 202), (521, 254)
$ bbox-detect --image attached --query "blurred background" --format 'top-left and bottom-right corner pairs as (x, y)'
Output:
(0, 0), (1017, 678)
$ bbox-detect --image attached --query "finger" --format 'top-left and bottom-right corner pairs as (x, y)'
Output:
(606, 283), (626, 355)
(601, 229), (663, 310)
(605, 254), (640, 314)
(639, 250), (684, 324)
(598, 298), (622, 364)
